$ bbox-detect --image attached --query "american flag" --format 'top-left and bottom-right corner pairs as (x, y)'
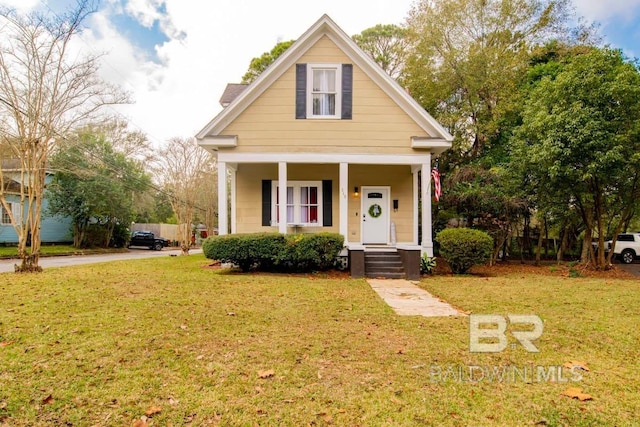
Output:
(431, 168), (442, 201)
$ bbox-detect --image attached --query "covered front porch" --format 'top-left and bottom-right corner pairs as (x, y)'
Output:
(214, 152), (437, 257)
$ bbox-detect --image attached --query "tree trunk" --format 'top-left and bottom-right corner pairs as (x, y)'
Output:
(535, 227), (544, 266)
(580, 226), (592, 265)
(180, 243), (190, 256)
(15, 252), (42, 273)
(557, 227), (569, 263)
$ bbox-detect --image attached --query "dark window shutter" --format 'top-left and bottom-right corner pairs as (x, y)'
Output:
(341, 64), (353, 120)
(322, 180), (332, 227)
(262, 180), (272, 226)
(295, 64), (307, 119)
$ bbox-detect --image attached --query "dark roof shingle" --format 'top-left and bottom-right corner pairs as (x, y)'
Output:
(219, 83), (249, 107)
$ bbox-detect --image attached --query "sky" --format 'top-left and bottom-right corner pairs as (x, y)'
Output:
(0, 0), (639, 146)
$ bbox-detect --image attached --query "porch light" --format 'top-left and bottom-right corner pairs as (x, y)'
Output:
(354, 186), (359, 197)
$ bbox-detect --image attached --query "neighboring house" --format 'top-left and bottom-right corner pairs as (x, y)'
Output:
(196, 15), (452, 276)
(0, 167), (72, 244)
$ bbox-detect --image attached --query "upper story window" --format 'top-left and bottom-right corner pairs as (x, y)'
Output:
(308, 64), (341, 118)
(296, 63), (352, 120)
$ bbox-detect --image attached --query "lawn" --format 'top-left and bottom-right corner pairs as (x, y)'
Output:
(0, 245), (128, 258)
(0, 256), (638, 426)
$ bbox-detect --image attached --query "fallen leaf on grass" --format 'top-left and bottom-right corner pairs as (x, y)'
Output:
(132, 420), (148, 427)
(0, 341), (14, 347)
(42, 394), (54, 405)
(563, 361), (590, 371)
(258, 369), (274, 379)
(561, 387), (593, 401)
(395, 349), (404, 355)
(145, 406), (162, 416)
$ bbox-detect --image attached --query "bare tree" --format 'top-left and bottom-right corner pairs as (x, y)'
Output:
(0, 0), (129, 272)
(160, 137), (215, 255)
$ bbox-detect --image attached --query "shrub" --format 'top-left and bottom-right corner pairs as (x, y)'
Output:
(203, 232), (344, 273)
(279, 233), (345, 272)
(420, 254), (437, 274)
(435, 228), (493, 274)
(202, 233), (286, 271)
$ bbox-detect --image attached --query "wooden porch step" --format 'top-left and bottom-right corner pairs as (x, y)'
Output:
(364, 251), (406, 279)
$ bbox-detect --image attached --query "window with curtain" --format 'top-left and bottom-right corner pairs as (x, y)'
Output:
(275, 186), (294, 224)
(272, 181), (323, 226)
(300, 186), (319, 224)
(307, 64), (341, 118)
(312, 69), (336, 116)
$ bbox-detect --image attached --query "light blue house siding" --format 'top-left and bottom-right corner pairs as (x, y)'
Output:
(0, 194), (72, 244)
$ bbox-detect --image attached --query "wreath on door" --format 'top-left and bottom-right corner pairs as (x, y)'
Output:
(368, 204), (382, 218)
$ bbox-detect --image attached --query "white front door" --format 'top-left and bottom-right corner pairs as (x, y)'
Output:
(362, 187), (390, 244)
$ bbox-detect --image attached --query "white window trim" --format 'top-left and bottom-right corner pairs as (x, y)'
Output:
(306, 63), (342, 119)
(1, 202), (14, 225)
(271, 180), (323, 227)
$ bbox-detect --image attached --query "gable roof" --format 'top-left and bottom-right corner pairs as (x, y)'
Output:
(196, 14), (453, 147)
(219, 83), (249, 108)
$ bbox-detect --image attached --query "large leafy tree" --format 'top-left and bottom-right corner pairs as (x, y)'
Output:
(48, 130), (150, 248)
(0, 1), (128, 271)
(403, 0), (584, 165)
(441, 165), (528, 263)
(512, 47), (640, 268)
(352, 24), (408, 79)
(241, 40), (295, 84)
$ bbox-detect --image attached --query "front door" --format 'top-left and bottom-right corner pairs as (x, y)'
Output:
(362, 187), (389, 244)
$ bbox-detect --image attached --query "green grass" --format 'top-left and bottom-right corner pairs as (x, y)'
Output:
(0, 245), (127, 258)
(1, 256), (638, 426)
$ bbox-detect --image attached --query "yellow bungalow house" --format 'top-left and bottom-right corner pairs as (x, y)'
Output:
(196, 15), (452, 278)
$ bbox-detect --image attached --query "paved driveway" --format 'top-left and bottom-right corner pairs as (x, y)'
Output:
(617, 262), (640, 277)
(0, 248), (203, 273)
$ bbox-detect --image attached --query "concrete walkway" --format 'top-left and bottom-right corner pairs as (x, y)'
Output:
(367, 278), (463, 317)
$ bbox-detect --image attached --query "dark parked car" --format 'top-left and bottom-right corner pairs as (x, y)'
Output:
(128, 231), (170, 251)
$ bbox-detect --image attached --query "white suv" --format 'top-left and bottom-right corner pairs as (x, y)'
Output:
(607, 233), (640, 264)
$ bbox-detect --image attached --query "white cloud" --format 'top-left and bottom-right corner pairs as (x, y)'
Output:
(86, 0), (416, 145)
(0, 0), (39, 12)
(573, 0), (640, 23)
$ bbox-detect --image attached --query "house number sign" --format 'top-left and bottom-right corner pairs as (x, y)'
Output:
(368, 204), (382, 218)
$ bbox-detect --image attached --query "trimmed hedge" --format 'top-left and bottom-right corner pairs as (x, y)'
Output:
(202, 232), (344, 272)
(435, 228), (493, 274)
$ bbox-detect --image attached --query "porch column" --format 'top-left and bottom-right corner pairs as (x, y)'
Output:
(218, 161), (228, 235)
(229, 165), (237, 234)
(339, 162), (349, 245)
(421, 156), (433, 257)
(412, 165), (420, 245)
(278, 161), (287, 234)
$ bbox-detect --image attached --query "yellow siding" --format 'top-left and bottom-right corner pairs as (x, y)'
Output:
(348, 165), (414, 243)
(235, 164), (414, 244)
(221, 35), (430, 155)
(235, 163), (339, 234)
